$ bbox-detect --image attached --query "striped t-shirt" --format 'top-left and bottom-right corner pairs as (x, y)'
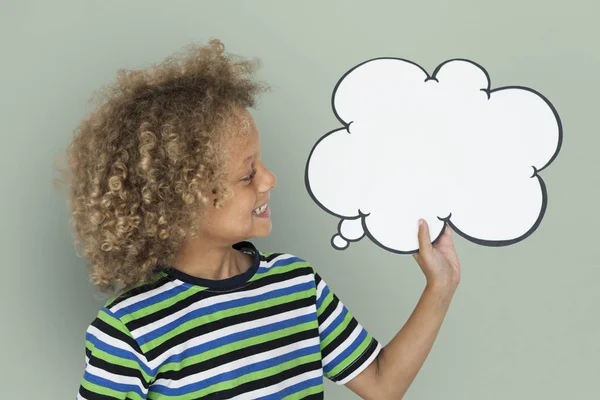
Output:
(78, 242), (381, 399)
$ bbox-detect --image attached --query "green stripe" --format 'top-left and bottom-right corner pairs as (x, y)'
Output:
(86, 340), (153, 382)
(251, 260), (310, 281)
(105, 272), (167, 308)
(126, 261), (313, 324)
(328, 335), (374, 378)
(141, 289), (314, 352)
(122, 284), (204, 325)
(155, 320), (318, 375)
(80, 379), (146, 400)
(316, 290), (334, 316)
(162, 353), (322, 400)
(97, 309), (132, 338)
(320, 311), (353, 349)
(282, 383), (324, 400)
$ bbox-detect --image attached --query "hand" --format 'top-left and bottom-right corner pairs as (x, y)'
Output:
(413, 219), (461, 291)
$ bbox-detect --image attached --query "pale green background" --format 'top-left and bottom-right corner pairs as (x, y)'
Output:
(1, 0), (598, 398)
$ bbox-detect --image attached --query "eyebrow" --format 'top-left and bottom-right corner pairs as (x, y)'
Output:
(238, 155), (255, 171)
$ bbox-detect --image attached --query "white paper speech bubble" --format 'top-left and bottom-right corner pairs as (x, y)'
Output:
(305, 58), (562, 254)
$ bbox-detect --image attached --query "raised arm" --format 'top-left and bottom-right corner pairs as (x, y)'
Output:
(346, 220), (461, 399)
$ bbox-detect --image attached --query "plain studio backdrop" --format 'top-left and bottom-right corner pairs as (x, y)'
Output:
(1, 0), (598, 398)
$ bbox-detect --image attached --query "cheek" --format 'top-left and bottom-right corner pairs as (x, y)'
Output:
(245, 192), (258, 213)
(233, 191), (257, 218)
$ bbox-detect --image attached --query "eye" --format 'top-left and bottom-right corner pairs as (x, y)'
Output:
(241, 168), (257, 183)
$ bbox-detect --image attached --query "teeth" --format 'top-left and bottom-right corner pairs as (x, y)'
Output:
(253, 204), (267, 214)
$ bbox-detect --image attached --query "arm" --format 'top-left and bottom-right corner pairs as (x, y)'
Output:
(77, 308), (153, 399)
(346, 219), (461, 399)
(346, 283), (456, 399)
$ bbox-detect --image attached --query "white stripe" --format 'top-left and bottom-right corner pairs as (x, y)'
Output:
(229, 369), (323, 400)
(336, 342), (382, 385)
(318, 301), (343, 334)
(131, 274), (313, 337)
(85, 363), (147, 392)
(109, 279), (186, 314)
(322, 324), (362, 366)
(316, 279), (326, 302)
(149, 305), (315, 369)
(76, 394), (89, 400)
(87, 325), (149, 367)
(260, 253), (301, 270)
(112, 253), (297, 315)
(153, 337), (320, 388)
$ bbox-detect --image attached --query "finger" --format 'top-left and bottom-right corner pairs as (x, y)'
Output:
(417, 219), (433, 255)
(439, 225), (453, 242)
(435, 226), (455, 249)
(445, 224), (453, 235)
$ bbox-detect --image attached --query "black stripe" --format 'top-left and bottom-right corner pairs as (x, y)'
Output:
(91, 317), (145, 356)
(85, 347), (149, 389)
(107, 275), (174, 309)
(198, 360), (323, 399)
(321, 318), (358, 359)
(262, 252), (284, 262)
(331, 338), (379, 382)
(314, 272), (323, 285)
(317, 295), (337, 326)
(124, 287), (222, 332)
(126, 266), (314, 332)
(144, 294), (315, 360)
(145, 295), (315, 361)
(303, 394), (325, 400)
(78, 385), (121, 400)
(155, 327), (320, 381)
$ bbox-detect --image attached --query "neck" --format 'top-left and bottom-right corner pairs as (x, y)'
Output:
(173, 236), (251, 281)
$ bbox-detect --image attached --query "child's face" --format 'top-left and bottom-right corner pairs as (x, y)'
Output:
(199, 108), (277, 245)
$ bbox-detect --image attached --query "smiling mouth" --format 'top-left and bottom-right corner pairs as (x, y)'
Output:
(253, 203), (268, 215)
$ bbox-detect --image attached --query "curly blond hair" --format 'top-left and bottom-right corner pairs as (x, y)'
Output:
(55, 39), (267, 293)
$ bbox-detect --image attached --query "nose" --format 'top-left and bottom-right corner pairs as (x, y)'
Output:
(260, 166), (277, 192)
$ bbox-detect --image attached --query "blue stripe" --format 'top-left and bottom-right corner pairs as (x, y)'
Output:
(256, 376), (323, 400)
(86, 332), (154, 377)
(159, 312), (316, 368)
(256, 256), (304, 274)
(83, 370), (146, 397)
(112, 284), (191, 319)
(138, 281), (314, 345)
(319, 306), (348, 342)
(316, 284), (330, 310)
(324, 329), (368, 375)
(153, 345), (321, 395)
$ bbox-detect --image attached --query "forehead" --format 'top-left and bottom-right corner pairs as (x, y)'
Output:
(223, 108), (259, 165)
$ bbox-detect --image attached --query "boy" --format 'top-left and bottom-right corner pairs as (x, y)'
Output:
(62, 40), (460, 399)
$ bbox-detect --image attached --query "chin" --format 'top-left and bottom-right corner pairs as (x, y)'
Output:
(253, 223), (273, 238)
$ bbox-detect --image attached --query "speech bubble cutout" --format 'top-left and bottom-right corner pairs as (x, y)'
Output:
(305, 58), (562, 254)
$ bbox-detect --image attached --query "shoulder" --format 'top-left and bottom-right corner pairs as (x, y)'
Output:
(102, 271), (177, 317)
(254, 250), (320, 284)
(258, 250), (313, 271)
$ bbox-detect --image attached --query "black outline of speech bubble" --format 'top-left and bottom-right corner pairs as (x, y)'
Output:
(305, 57), (563, 254)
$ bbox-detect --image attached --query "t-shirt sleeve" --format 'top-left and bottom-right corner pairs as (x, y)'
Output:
(77, 307), (152, 399)
(314, 271), (382, 385)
